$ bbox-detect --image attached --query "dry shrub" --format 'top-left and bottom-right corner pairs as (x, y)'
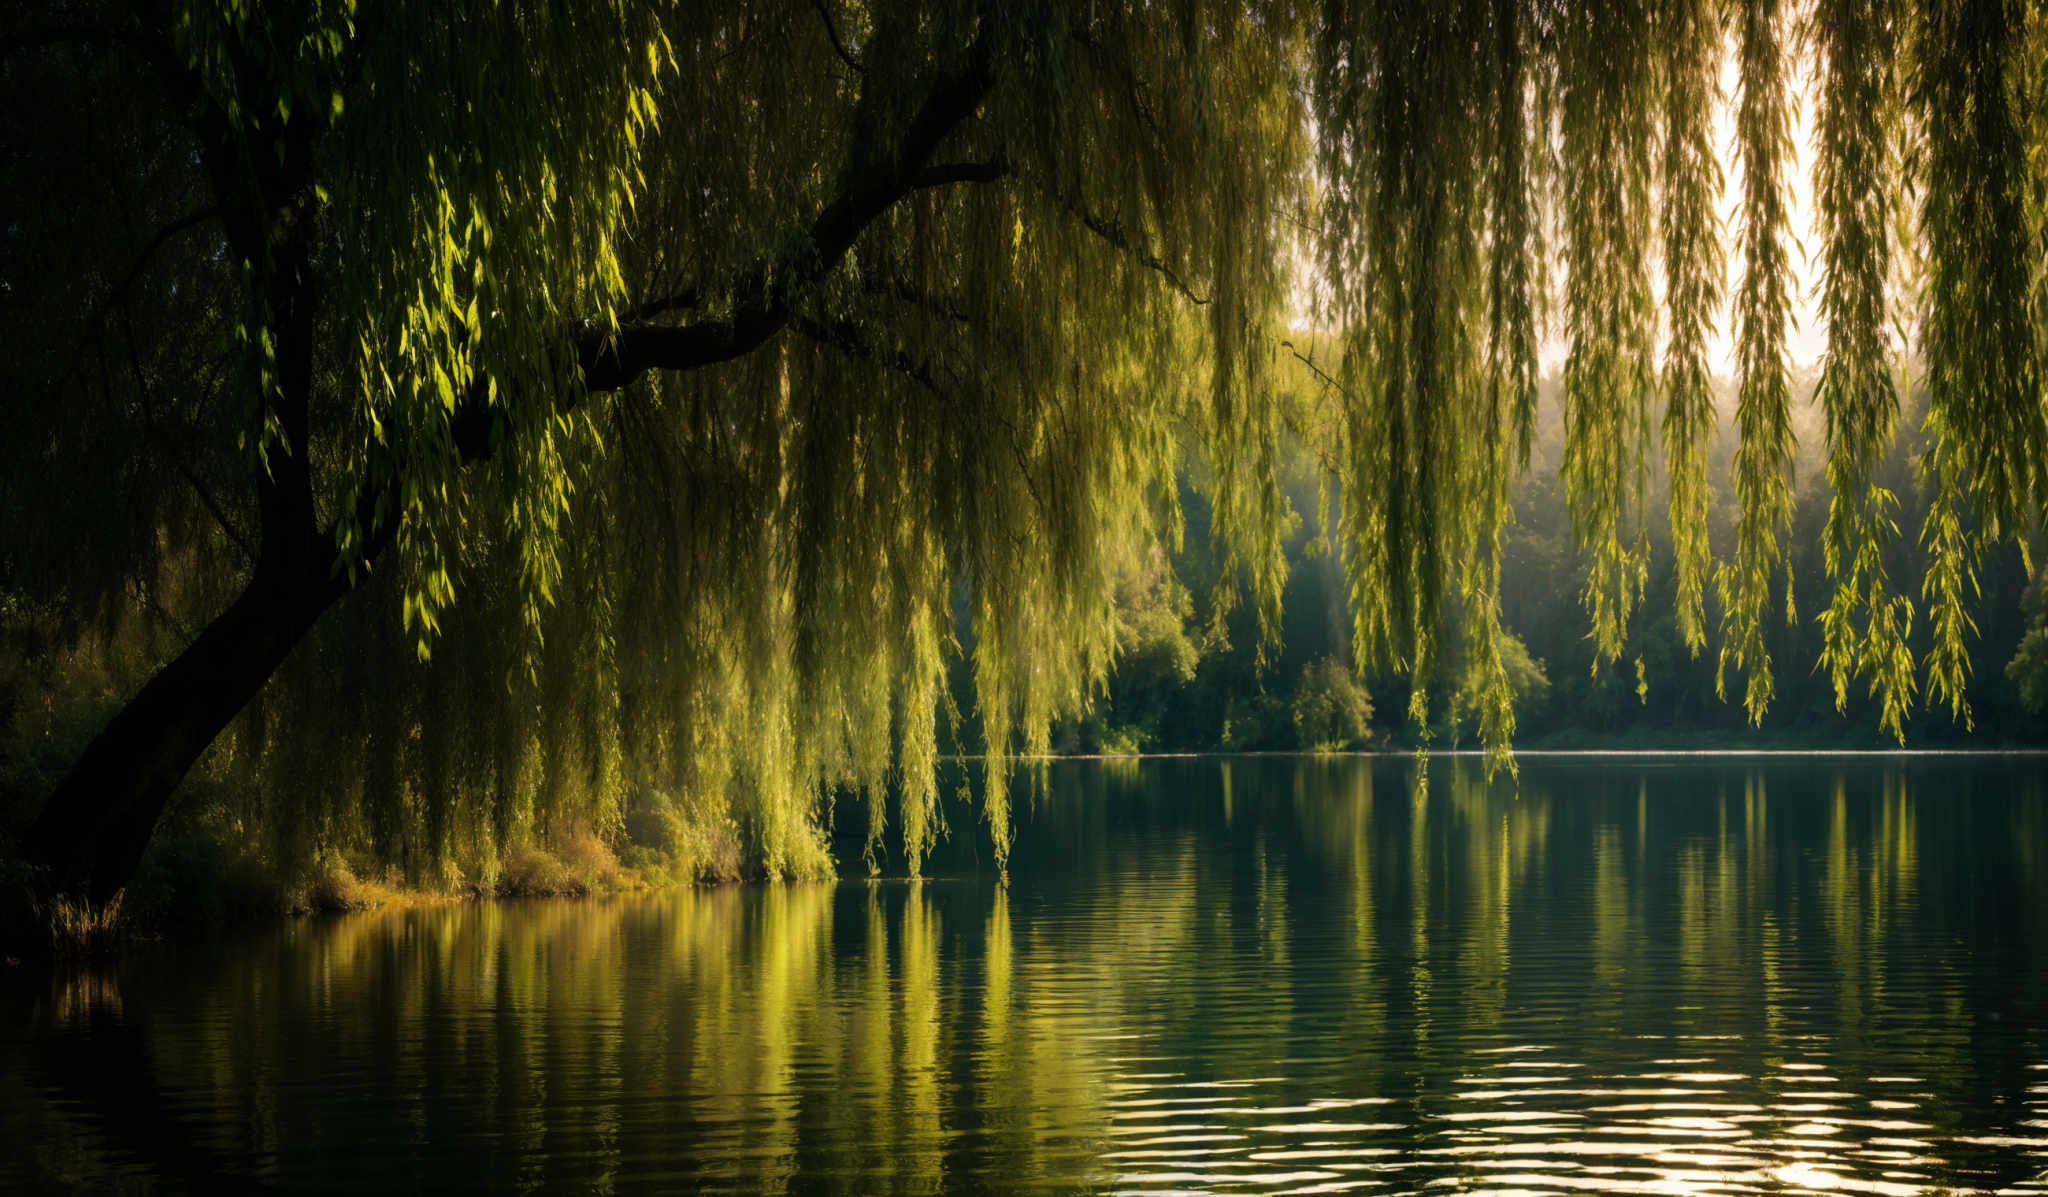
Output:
(294, 851), (386, 913)
(46, 891), (121, 955)
(498, 846), (578, 896)
(554, 825), (622, 890)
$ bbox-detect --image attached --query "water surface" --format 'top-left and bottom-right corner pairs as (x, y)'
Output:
(5, 755), (2048, 1193)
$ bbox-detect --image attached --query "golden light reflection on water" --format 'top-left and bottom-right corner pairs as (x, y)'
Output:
(2, 756), (2047, 1193)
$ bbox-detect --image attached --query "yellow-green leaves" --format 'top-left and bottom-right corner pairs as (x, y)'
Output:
(1660, 0), (1724, 661)
(1717, 0), (1799, 725)
(1316, 0), (1527, 762)
(1813, 0), (1914, 740)
(1560, 0), (1656, 678)
(327, 1), (673, 667)
(1915, 0), (2043, 724)
(144, 0), (2048, 888)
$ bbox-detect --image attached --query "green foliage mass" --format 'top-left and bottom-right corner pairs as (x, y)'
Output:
(2010, 576), (2048, 717)
(1292, 658), (1374, 751)
(3, 0), (2047, 891)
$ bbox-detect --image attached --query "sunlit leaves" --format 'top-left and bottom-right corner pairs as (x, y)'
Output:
(1915, 0), (2043, 724)
(1660, 0), (1724, 661)
(1811, 0), (1914, 739)
(1716, 0), (1799, 725)
(47, 0), (2048, 885)
(1559, 0), (1657, 679)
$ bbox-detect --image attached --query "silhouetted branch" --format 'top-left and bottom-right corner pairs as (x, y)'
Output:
(568, 29), (998, 397)
(54, 207), (219, 396)
(809, 0), (865, 74)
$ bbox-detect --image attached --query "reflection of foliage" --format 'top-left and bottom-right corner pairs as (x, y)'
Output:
(1292, 658), (1372, 750)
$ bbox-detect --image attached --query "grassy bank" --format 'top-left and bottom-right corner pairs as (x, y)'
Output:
(0, 785), (766, 959)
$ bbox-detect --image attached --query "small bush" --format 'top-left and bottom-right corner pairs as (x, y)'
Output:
(295, 851), (384, 913)
(122, 792), (288, 931)
(555, 825), (623, 891)
(622, 791), (744, 883)
(46, 892), (122, 955)
(1097, 725), (1147, 756)
(498, 846), (578, 896)
(1292, 657), (1373, 750)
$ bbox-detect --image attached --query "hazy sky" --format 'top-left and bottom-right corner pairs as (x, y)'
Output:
(1707, 54), (1828, 377)
(1536, 55), (1829, 380)
(1292, 54), (1839, 385)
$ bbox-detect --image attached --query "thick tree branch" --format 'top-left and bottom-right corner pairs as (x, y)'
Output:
(572, 28), (999, 394)
(908, 158), (1010, 188)
(620, 286), (703, 323)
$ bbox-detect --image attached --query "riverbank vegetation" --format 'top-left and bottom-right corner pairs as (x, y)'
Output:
(4, 0), (2048, 945)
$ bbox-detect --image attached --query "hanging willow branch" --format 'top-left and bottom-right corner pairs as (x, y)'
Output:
(1811, 0), (1914, 739)
(1915, 0), (2044, 727)
(1660, 0), (1723, 661)
(1717, 0), (1799, 723)
(1559, 0), (1656, 677)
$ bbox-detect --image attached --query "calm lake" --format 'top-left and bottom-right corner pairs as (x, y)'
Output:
(5, 755), (2048, 1193)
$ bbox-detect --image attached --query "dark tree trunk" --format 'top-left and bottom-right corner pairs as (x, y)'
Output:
(22, 545), (346, 909)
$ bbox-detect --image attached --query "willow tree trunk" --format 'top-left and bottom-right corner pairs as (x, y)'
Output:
(18, 95), (340, 916)
(21, 547), (346, 910)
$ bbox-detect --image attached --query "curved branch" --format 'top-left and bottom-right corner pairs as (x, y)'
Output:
(54, 207), (220, 396)
(1063, 200), (1208, 305)
(575, 28), (1000, 394)
(809, 0), (865, 74)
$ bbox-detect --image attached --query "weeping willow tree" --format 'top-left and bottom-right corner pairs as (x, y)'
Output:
(3, 0), (1302, 907)
(3, 0), (2047, 916)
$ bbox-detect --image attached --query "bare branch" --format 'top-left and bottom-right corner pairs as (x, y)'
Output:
(1280, 339), (1360, 407)
(54, 207), (220, 397)
(1062, 199), (1209, 305)
(809, 0), (865, 74)
(788, 314), (948, 396)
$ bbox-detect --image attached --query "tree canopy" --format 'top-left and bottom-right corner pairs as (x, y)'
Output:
(2, 0), (2045, 904)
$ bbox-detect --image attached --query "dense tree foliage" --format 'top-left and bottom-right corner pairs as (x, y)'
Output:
(2, 0), (2046, 915)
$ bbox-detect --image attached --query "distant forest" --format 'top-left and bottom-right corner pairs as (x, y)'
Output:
(1052, 364), (2048, 754)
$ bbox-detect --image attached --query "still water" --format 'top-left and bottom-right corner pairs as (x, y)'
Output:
(5, 755), (2048, 1193)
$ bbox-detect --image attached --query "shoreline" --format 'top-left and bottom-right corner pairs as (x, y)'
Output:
(984, 745), (2048, 761)
(12, 748), (2046, 960)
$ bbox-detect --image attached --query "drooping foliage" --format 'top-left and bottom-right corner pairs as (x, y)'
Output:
(1810, 0), (1915, 738)
(3, 0), (2048, 891)
(1914, 0), (2046, 728)
(1660, 0), (1725, 660)
(1717, 0), (1801, 724)
(1557, 0), (1659, 687)
(4, 0), (1304, 885)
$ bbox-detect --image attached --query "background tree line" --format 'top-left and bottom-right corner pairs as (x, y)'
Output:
(1060, 362), (2048, 753)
